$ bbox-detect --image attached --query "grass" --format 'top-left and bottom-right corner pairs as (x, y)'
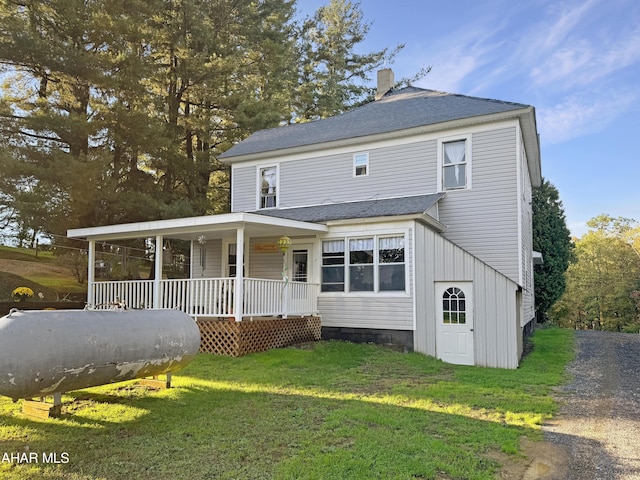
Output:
(0, 328), (574, 480)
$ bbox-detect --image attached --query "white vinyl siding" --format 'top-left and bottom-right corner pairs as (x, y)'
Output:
(439, 127), (520, 283)
(191, 239), (223, 277)
(319, 223), (414, 330)
(519, 132), (536, 324)
(231, 166), (256, 212)
(413, 222), (520, 369)
(277, 140), (437, 208)
(248, 237), (282, 280)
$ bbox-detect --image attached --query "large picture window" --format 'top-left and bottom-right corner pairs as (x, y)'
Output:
(259, 166), (277, 208)
(321, 235), (406, 293)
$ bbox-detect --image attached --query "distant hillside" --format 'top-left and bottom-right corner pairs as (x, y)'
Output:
(0, 246), (86, 302)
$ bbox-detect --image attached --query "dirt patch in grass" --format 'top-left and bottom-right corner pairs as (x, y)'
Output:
(492, 437), (569, 479)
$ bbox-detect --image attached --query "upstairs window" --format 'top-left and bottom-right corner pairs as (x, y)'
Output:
(441, 138), (470, 190)
(353, 152), (369, 176)
(259, 166), (277, 208)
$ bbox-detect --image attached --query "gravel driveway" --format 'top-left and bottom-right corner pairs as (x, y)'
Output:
(542, 330), (640, 479)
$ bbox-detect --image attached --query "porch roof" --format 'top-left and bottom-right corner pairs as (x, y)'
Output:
(67, 212), (328, 242)
(251, 193), (447, 229)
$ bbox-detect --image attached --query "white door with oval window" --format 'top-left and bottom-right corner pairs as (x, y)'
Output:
(435, 282), (474, 366)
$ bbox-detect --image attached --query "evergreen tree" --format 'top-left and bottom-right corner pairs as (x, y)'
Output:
(532, 178), (573, 320)
(293, 0), (401, 121)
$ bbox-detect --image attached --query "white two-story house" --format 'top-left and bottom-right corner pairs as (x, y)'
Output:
(68, 69), (542, 368)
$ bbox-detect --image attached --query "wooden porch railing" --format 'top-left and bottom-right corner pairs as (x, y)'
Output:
(90, 277), (318, 318)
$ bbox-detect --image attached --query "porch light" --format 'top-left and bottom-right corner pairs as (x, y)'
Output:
(277, 236), (291, 253)
(197, 235), (207, 245)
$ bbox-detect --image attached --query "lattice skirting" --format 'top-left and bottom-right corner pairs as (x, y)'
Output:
(197, 316), (321, 357)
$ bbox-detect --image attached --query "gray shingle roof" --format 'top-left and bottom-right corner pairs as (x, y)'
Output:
(251, 193), (445, 223)
(220, 87), (529, 159)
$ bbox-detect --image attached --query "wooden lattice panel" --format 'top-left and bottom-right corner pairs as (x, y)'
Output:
(197, 317), (321, 357)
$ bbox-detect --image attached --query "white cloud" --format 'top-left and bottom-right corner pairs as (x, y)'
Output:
(538, 90), (637, 144)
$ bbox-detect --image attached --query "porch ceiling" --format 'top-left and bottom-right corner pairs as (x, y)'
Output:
(67, 212), (328, 242)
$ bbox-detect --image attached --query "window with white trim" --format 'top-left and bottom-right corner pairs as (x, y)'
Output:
(259, 166), (277, 208)
(439, 137), (471, 191)
(349, 238), (374, 291)
(321, 235), (406, 293)
(378, 236), (405, 291)
(353, 152), (369, 177)
(227, 243), (245, 277)
(321, 240), (345, 292)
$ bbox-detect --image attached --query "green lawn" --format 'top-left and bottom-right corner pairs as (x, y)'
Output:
(0, 328), (573, 480)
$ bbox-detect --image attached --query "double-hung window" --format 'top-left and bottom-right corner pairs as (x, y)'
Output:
(321, 240), (345, 292)
(349, 238), (374, 291)
(259, 166), (277, 208)
(321, 235), (406, 293)
(440, 137), (471, 191)
(378, 236), (405, 291)
(353, 152), (369, 177)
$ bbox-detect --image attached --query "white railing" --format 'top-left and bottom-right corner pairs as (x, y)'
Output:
(90, 277), (318, 318)
(160, 278), (235, 317)
(243, 278), (318, 317)
(93, 279), (154, 309)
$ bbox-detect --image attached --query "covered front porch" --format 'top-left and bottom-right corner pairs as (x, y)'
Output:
(67, 213), (328, 323)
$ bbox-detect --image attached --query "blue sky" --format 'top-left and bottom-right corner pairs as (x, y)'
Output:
(298, 0), (640, 236)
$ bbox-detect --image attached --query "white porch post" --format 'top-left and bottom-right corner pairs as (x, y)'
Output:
(234, 227), (245, 322)
(87, 240), (95, 307)
(153, 235), (163, 309)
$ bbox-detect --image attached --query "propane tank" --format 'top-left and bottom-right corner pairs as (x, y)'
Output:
(0, 309), (200, 401)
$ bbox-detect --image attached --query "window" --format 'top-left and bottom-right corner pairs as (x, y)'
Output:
(292, 250), (308, 282)
(321, 240), (345, 292)
(349, 238), (374, 291)
(353, 153), (369, 177)
(321, 235), (406, 293)
(442, 287), (466, 324)
(227, 243), (245, 277)
(259, 166), (277, 208)
(378, 236), (405, 291)
(441, 139), (469, 190)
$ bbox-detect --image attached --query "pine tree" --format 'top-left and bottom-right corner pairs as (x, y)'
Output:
(532, 179), (573, 320)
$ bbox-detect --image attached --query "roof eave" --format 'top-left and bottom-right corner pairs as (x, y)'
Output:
(219, 108), (536, 165)
(67, 212), (328, 242)
(518, 106), (542, 187)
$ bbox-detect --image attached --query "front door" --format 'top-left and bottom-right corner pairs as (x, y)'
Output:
(287, 244), (313, 314)
(435, 282), (474, 366)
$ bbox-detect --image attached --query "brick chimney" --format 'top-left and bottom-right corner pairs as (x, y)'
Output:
(375, 68), (394, 100)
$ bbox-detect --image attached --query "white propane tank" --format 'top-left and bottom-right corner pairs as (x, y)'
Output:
(0, 309), (200, 400)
